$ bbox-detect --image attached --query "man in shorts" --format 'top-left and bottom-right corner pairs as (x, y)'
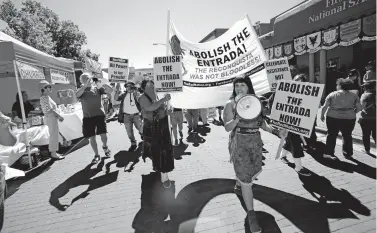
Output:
(76, 73), (113, 164)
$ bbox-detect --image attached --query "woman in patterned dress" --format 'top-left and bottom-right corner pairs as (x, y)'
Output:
(39, 80), (65, 160)
(138, 80), (174, 188)
(223, 77), (286, 233)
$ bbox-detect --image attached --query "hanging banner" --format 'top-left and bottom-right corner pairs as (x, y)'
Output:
(265, 57), (292, 91)
(15, 61), (45, 80)
(50, 69), (70, 84)
(306, 31), (322, 53)
(269, 80), (324, 138)
(322, 26), (339, 50)
(84, 57), (102, 74)
(283, 42), (294, 59)
(167, 15), (269, 109)
(153, 55), (183, 92)
(362, 14), (376, 41)
(108, 57), (129, 83)
(340, 19), (361, 46)
(294, 36), (307, 55)
(274, 45), (283, 58)
(265, 48), (274, 60)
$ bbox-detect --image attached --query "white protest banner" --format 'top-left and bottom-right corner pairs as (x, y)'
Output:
(50, 69), (70, 84)
(153, 56), (183, 92)
(166, 15), (269, 109)
(269, 80), (324, 137)
(15, 61), (45, 80)
(265, 57), (292, 91)
(84, 57), (102, 74)
(108, 57), (129, 83)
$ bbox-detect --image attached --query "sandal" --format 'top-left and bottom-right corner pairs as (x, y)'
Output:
(91, 155), (101, 164)
(103, 146), (111, 157)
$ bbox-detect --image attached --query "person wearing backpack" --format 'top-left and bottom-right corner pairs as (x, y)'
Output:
(114, 81), (142, 152)
(359, 80), (376, 154)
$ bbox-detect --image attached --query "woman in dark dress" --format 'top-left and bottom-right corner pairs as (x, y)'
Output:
(138, 80), (174, 188)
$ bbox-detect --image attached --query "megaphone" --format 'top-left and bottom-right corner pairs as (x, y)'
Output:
(235, 94), (262, 120)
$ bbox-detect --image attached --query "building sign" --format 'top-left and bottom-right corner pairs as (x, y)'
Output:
(15, 61), (45, 80)
(269, 80), (324, 137)
(153, 56), (183, 92)
(309, 0), (371, 24)
(50, 69), (70, 84)
(108, 57), (129, 83)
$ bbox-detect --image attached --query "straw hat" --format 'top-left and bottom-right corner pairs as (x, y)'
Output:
(38, 80), (52, 90)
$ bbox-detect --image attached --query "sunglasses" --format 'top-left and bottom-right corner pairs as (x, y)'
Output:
(44, 86), (52, 89)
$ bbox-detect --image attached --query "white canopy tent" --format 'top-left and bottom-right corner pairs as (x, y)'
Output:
(0, 31), (76, 168)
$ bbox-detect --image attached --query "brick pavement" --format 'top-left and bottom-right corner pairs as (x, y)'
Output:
(3, 120), (376, 233)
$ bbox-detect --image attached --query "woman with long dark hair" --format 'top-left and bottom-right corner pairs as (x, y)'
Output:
(223, 76), (286, 233)
(138, 79), (174, 188)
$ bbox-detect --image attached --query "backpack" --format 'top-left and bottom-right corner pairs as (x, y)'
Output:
(117, 91), (142, 123)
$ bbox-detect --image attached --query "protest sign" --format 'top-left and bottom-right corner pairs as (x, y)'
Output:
(264, 57), (292, 91)
(166, 15), (269, 109)
(269, 80), (324, 137)
(50, 69), (70, 84)
(84, 57), (102, 74)
(153, 55), (183, 92)
(108, 57), (129, 83)
(16, 61), (45, 80)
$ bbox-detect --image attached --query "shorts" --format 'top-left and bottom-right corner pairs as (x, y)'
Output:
(83, 115), (107, 138)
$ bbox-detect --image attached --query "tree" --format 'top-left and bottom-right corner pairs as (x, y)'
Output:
(0, 0), (99, 61)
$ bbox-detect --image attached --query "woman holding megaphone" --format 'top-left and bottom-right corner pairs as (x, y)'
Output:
(223, 76), (287, 233)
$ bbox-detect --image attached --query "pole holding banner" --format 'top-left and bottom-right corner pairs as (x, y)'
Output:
(13, 60), (33, 169)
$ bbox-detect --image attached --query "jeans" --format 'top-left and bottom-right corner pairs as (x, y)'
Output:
(45, 116), (59, 152)
(185, 109), (199, 129)
(325, 117), (356, 156)
(124, 113), (142, 145)
(359, 118), (376, 151)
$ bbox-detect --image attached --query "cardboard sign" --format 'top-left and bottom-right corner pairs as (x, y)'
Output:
(264, 57), (292, 91)
(50, 69), (70, 84)
(84, 57), (102, 74)
(153, 56), (183, 92)
(269, 80), (324, 137)
(108, 57), (129, 83)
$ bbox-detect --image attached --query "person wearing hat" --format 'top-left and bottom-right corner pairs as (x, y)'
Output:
(114, 81), (142, 152)
(39, 80), (65, 160)
(76, 73), (113, 164)
(363, 61), (376, 83)
(347, 69), (362, 97)
(359, 80), (376, 154)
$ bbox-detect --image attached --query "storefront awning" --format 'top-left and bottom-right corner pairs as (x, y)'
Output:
(272, 0), (376, 45)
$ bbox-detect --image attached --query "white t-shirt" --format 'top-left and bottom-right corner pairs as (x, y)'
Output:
(123, 93), (139, 114)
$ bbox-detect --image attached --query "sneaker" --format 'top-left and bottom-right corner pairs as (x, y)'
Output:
(179, 130), (183, 139)
(103, 147), (111, 157)
(280, 156), (289, 164)
(234, 185), (242, 196)
(362, 149), (371, 154)
(296, 168), (311, 176)
(323, 154), (337, 160)
(128, 144), (137, 152)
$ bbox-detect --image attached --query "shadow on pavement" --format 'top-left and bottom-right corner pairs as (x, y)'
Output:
(49, 159), (118, 211)
(105, 146), (142, 173)
(196, 125), (211, 137)
(186, 133), (206, 147)
(132, 177), (369, 233)
(173, 142), (191, 160)
(306, 142), (376, 180)
(299, 170), (371, 216)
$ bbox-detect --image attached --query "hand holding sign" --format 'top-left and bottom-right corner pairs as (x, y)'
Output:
(163, 93), (171, 101)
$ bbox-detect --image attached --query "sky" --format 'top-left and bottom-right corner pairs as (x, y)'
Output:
(1, 0), (303, 69)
